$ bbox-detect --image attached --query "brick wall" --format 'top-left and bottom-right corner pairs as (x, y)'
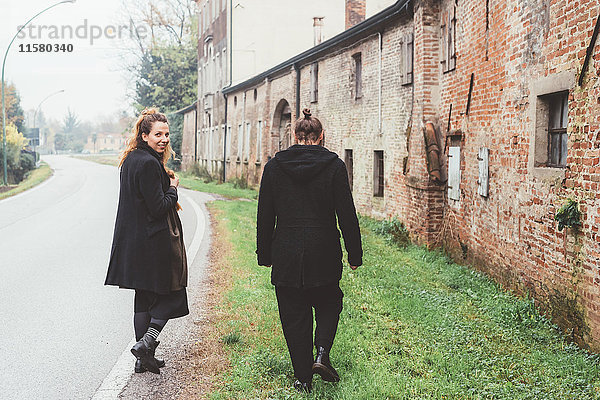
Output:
(435, 0), (600, 349)
(223, 0), (600, 350)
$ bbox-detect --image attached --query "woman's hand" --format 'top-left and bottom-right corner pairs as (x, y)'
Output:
(170, 175), (179, 188)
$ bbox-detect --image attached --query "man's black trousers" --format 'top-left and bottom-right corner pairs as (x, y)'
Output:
(275, 283), (343, 383)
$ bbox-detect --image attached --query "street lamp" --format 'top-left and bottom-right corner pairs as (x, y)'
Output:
(34, 89), (65, 128)
(2, 0), (76, 186)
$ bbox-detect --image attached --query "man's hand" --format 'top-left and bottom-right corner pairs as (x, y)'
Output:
(265, 265), (272, 268)
(350, 265), (359, 270)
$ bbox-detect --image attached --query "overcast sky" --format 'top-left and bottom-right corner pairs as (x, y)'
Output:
(1, 0), (396, 126)
(2, 0), (143, 125)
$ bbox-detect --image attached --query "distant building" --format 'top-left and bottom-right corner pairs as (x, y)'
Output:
(84, 133), (126, 154)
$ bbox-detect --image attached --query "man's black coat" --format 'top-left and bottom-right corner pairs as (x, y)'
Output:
(256, 144), (363, 288)
(105, 144), (180, 294)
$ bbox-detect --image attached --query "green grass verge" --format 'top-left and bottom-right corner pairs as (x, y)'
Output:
(70, 155), (258, 200)
(0, 162), (53, 201)
(70, 154), (120, 167)
(180, 174), (257, 200)
(207, 200), (600, 400)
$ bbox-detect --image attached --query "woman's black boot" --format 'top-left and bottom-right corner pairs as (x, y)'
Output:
(131, 333), (160, 374)
(135, 357), (165, 373)
(134, 340), (165, 373)
(312, 346), (340, 382)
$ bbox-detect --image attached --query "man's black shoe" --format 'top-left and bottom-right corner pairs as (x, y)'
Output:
(293, 379), (312, 393)
(135, 357), (165, 373)
(131, 333), (160, 374)
(312, 346), (340, 382)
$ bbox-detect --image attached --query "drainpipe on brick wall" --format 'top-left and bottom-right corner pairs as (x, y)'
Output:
(194, 107), (198, 162)
(378, 31), (382, 134)
(294, 63), (300, 122)
(220, 0), (233, 182)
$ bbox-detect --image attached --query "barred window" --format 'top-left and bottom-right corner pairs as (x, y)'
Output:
(547, 92), (568, 167)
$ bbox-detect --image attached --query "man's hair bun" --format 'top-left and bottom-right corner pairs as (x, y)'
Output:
(141, 108), (157, 116)
(302, 108), (312, 118)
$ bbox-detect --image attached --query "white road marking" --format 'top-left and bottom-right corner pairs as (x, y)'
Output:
(91, 190), (206, 399)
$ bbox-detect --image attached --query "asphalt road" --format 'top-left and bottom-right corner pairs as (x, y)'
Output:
(0, 155), (210, 400)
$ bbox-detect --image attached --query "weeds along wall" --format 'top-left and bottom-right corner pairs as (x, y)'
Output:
(190, 0), (600, 350)
(434, 0), (600, 350)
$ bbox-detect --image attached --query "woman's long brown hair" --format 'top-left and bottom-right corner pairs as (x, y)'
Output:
(120, 108), (182, 210)
(119, 108), (174, 167)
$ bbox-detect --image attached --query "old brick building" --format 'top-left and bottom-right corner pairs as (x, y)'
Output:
(217, 0), (600, 350)
(183, 0), (396, 172)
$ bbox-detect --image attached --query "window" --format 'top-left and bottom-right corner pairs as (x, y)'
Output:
(225, 126), (231, 160)
(401, 33), (414, 85)
(204, 128), (209, 161)
(448, 146), (461, 201)
(373, 150), (384, 197)
(440, 5), (456, 73)
(245, 122), (251, 162)
(256, 120), (263, 162)
(208, 127), (214, 160)
(345, 149), (354, 191)
(534, 90), (569, 169)
(222, 0), (226, 11)
(310, 63), (318, 103)
(212, 0), (217, 21)
(353, 53), (362, 99)
(237, 124), (243, 160)
(547, 92), (568, 167)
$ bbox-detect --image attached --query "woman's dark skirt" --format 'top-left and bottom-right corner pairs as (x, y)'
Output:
(134, 288), (189, 320)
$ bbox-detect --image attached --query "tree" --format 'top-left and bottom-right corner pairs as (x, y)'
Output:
(134, 44), (197, 111)
(63, 108), (80, 134)
(0, 124), (34, 184)
(117, 0), (198, 169)
(0, 82), (25, 133)
(54, 133), (68, 151)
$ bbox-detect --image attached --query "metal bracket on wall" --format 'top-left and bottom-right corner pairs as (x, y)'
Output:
(579, 13), (600, 86)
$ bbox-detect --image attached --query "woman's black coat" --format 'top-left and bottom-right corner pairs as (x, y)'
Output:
(256, 144), (363, 288)
(105, 145), (181, 295)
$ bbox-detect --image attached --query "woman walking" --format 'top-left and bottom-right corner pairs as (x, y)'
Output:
(105, 108), (188, 374)
(256, 109), (363, 393)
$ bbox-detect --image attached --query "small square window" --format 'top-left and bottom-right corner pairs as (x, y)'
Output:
(535, 91), (569, 168)
(547, 92), (568, 167)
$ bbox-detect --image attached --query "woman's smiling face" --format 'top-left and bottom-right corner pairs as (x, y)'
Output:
(142, 121), (170, 153)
